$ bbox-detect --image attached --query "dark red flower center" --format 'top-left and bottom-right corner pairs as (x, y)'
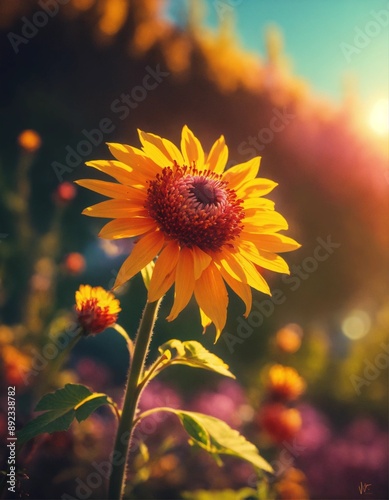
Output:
(145, 163), (244, 251)
(76, 299), (118, 335)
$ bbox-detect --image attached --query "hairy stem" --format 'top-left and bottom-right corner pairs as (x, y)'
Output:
(108, 299), (161, 499)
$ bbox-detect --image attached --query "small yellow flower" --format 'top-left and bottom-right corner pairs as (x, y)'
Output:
(266, 364), (306, 401)
(77, 126), (300, 340)
(75, 284), (121, 335)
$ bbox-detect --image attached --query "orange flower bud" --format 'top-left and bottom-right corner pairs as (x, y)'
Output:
(266, 364), (306, 401)
(64, 253), (86, 275)
(258, 403), (302, 443)
(276, 467), (309, 500)
(275, 324), (303, 353)
(55, 182), (77, 204)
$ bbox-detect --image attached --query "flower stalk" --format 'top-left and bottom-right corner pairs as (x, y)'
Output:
(108, 299), (161, 500)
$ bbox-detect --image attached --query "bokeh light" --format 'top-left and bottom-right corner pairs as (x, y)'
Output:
(341, 309), (371, 340)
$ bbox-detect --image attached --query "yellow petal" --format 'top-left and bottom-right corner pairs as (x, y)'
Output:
(141, 261), (155, 290)
(138, 130), (183, 167)
(107, 143), (160, 178)
(161, 138), (184, 166)
(167, 247), (195, 321)
(114, 231), (165, 289)
(82, 199), (147, 218)
(241, 232), (301, 253)
(194, 263), (228, 338)
(217, 263), (252, 317)
(239, 241), (290, 274)
(199, 307), (222, 341)
(214, 327), (223, 342)
(148, 241), (180, 302)
(85, 160), (147, 186)
(237, 178), (278, 198)
(233, 252), (271, 295)
(192, 246), (212, 279)
(243, 198), (275, 211)
(222, 157), (261, 190)
(181, 125), (205, 168)
(76, 284), (92, 303)
(98, 218), (156, 239)
(205, 135), (228, 174)
(76, 179), (145, 200)
(199, 307), (212, 333)
(216, 247), (270, 294)
(243, 211), (289, 232)
(215, 248), (248, 283)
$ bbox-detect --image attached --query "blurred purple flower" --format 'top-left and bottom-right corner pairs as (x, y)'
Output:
(131, 381), (185, 453)
(75, 357), (113, 392)
(138, 380), (182, 412)
(187, 380), (251, 429)
(297, 403), (332, 453)
(296, 413), (388, 499)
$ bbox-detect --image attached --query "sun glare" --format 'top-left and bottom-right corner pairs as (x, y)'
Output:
(368, 98), (389, 136)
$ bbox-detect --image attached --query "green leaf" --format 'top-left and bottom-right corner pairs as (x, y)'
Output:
(180, 412), (210, 448)
(158, 339), (235, 379)
(17, 384), (112, 444)
(178, 411), (273, 473)
(141, 408), (273, 474)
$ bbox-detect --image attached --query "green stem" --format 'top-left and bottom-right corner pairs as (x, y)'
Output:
(137, 352), (169, 391)
(132, 406), (172, 429)
(108, 300), (161, 500)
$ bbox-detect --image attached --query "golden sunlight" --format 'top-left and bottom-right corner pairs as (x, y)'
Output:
(368, 98), (389, 136)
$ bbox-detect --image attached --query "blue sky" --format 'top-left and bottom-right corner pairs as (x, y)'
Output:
(165, 0), (389, 107)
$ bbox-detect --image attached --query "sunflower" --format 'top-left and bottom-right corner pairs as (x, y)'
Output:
(77, 126), (299, 340)
(75, 284), (121, 335)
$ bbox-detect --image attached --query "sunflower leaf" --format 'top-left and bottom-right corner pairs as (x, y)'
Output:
(144, 408), (273, 474)
(17, 384), (112, 444)
(158, 339), (235, 378)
